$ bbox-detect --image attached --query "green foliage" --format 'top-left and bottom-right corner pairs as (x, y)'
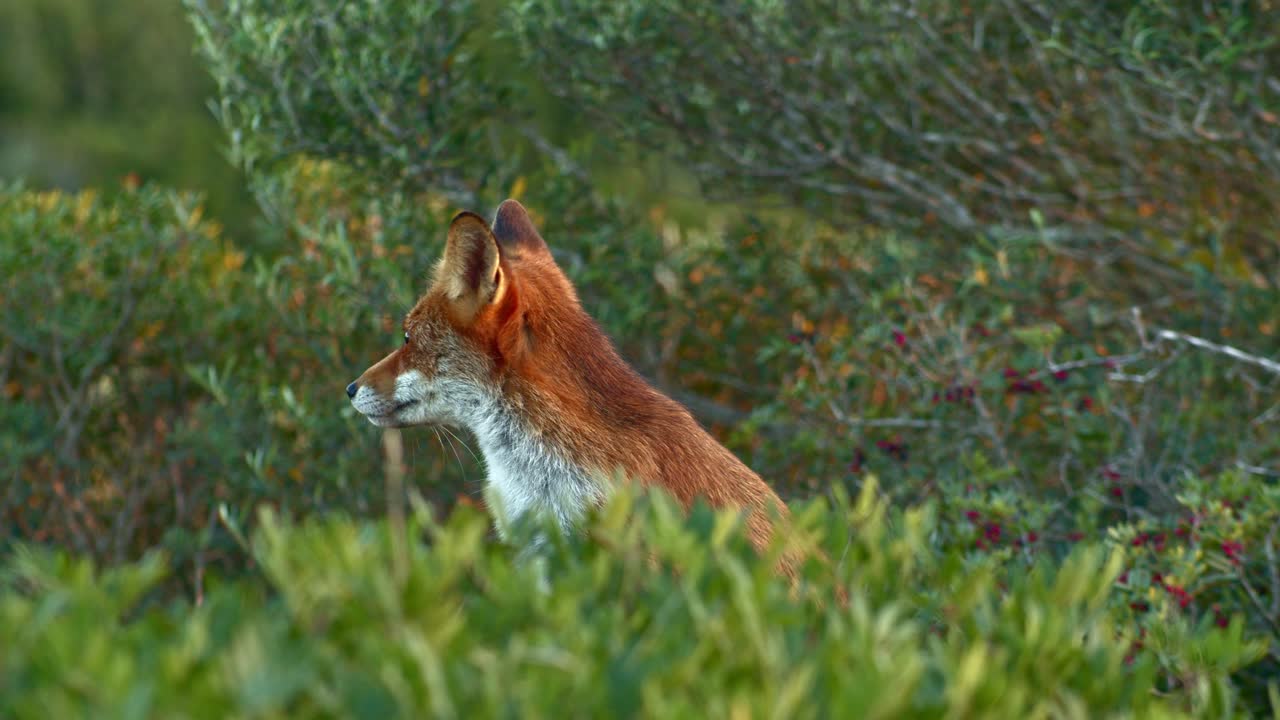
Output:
(3, 483), (1266, 718)
(187, 0), (562, 209)
(4, 0), (1280, 715)
(509, 0), (1280, 278)
(0, 183), (237, 556)
(0, 176), (463, 572)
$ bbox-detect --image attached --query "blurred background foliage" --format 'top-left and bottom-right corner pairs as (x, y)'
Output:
(1, 0), (1278, 713)
(0, 0), (257, 233)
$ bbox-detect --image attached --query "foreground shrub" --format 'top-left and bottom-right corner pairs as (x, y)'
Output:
(0, 482), (1268, 718)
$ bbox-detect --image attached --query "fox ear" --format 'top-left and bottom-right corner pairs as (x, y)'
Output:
(491, 199), (550, 258)
(439, 211), (504, 318)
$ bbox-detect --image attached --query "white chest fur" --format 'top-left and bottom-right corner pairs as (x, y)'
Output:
(464, 392), (607, 539)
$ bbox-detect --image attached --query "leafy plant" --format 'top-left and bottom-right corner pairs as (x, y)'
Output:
(3, 482), (1267, 718)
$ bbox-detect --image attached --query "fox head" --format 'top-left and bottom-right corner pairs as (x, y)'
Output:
(346, 199), (577, 430)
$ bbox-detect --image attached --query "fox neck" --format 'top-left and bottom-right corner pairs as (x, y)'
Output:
(455, 381), (609, 537)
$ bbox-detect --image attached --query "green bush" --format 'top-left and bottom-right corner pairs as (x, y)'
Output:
(1, 482), (1267, 718)
(0, 175), (485, 578)
(186, 0), (567, 210)
(0, 183), (239, 560)
(510, 0), (1280, 277)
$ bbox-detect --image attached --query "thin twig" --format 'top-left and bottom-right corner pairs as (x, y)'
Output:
(383, 428), (409, 589)
(1152, 328), (1280, 375)
(1237, 567), (1280, 660)
(804, 343), (943, 429)
(1235, 461), (1280, 478)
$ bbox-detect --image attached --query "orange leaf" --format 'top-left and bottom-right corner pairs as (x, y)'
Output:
(870, 380), (888, 407)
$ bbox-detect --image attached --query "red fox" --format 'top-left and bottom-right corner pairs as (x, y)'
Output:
(347, 200), (793, 568)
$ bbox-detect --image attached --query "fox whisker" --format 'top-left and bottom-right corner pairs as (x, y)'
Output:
(433, 426), (470, 486)
(439, 425), (481, 466)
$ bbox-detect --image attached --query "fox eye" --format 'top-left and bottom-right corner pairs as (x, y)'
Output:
(403, 332), (410, 345)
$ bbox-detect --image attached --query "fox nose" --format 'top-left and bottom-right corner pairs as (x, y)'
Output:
(346, 381), (359, 399)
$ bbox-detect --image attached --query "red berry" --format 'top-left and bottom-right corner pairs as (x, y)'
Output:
(1221, 540), (1245, 565)
(984, 522), (1002, 542)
